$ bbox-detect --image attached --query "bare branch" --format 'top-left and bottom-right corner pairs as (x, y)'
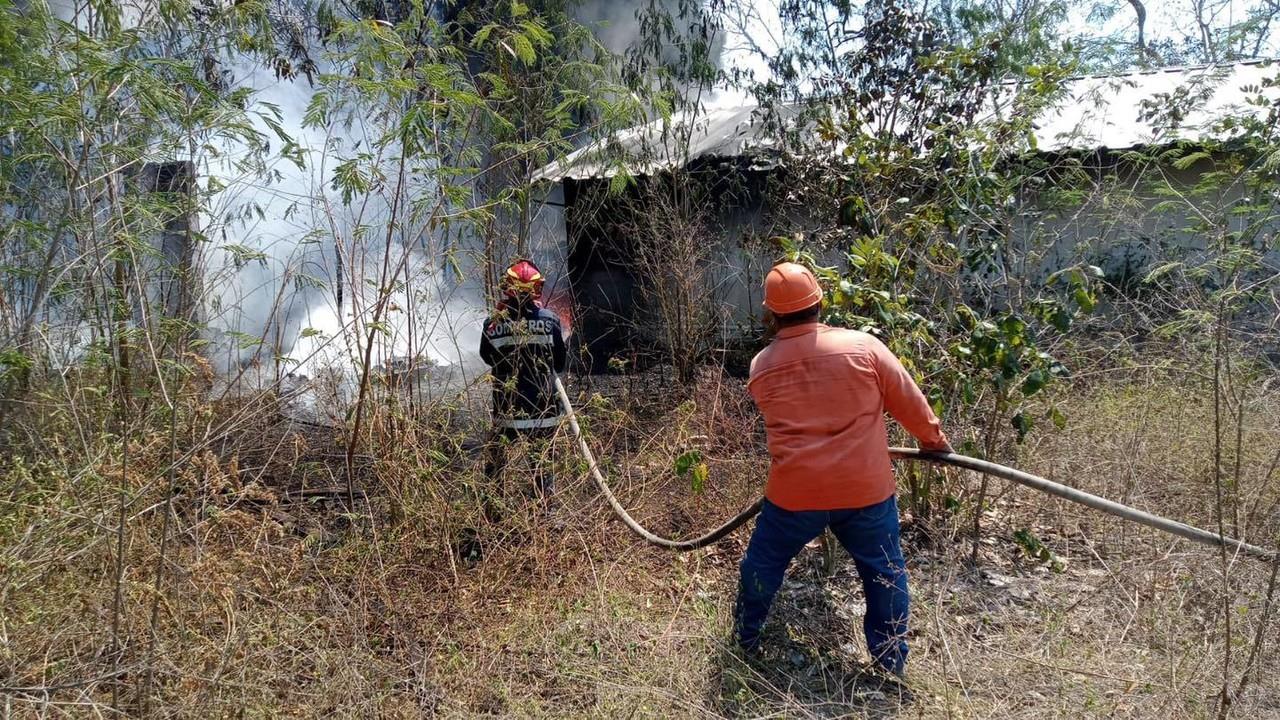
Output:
(1127, 0), (1148, 57)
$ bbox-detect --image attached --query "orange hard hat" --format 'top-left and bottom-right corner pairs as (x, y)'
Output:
(763, 262), (823, 314)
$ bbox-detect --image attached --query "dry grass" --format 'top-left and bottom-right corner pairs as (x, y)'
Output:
(2, 363), (1279, 718)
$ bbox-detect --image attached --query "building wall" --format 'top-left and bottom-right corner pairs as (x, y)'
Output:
(1002, 156), (1280, 321)
(553, 154), (1280, 359)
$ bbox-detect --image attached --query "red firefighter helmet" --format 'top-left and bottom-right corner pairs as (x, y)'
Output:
(501, 259), (545, 300)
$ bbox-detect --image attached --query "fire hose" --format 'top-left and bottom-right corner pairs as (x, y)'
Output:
(554, 376), (1276, 561)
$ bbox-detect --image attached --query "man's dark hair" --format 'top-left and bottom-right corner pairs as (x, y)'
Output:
(773, 304), (821, 327)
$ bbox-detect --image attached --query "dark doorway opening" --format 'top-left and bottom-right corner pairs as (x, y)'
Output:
(564, 177), (643, 371)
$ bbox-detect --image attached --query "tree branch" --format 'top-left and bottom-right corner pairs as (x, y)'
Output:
(1127, 0), (1148, 58)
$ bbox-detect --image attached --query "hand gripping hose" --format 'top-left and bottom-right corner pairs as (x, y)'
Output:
(554, 376), (1276, 560)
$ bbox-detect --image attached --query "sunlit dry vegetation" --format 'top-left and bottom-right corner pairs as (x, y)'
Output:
(2, 0), (1280, 718)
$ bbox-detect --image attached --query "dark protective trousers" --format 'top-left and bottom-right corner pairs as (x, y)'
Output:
(483, 426), (556, 498)
(734, 495), (910, 674)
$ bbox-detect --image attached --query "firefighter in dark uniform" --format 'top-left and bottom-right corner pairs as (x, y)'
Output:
(480, 259), (567, 501)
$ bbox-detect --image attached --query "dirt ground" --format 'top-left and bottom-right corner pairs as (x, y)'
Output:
(2, 367), (1278, 718)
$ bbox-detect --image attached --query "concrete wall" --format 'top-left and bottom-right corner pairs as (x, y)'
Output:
(551, 154), (1280, 355)
(1021, 159), (1279, 281)
(134, 161), (200, 330)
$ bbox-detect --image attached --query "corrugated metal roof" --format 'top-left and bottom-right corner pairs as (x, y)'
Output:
(534, 60), (1279, 182)
(1032, 60), (1277, 152)
(532, 104), (794, 182)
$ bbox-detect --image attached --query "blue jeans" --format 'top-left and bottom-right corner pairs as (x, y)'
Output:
(734, 495), (910, 674)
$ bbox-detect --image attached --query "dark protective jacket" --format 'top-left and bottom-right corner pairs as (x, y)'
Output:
(480, 300), (567, 429)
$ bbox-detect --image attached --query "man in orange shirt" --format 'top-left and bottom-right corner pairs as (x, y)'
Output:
(735, 262), (952, 681)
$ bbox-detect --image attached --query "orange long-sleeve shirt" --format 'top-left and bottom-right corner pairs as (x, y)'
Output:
(747, 323), (949, 511)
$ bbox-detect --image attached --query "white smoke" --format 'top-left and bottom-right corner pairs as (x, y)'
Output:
(201, 54), (492, 410)
(24, 0), (495, 417)
(200, 61), (329, 377)
(36, 0), (722, 409)
(221, 0), (726, 398)
(573, 0), (725, 66)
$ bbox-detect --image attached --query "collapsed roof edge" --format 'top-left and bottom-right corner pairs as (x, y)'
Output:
(533, 60), (1280, 184)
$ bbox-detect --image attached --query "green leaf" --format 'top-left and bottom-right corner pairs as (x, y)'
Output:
(1143, 261), (1183, 284)
(519, 20), (553, 47)
(999, 315), (1027, 342)
(0, 349), (33, 372)
(1021, 369), (1049, 396)
(1011, 412), (1032, 443)
(511, 33), (536, 66)
(1072, 287), (1096, 313)
(332, 158), (371, 205)
(690, 463), (708, 494)
(222, 244), (268, 268)
(470, 23), (497, 49)
(1048, 406), (1067, 430)
(1171, 150), (1212, 170)
(674, 450), (702, 477)
(1013, 528), (1045, 556)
